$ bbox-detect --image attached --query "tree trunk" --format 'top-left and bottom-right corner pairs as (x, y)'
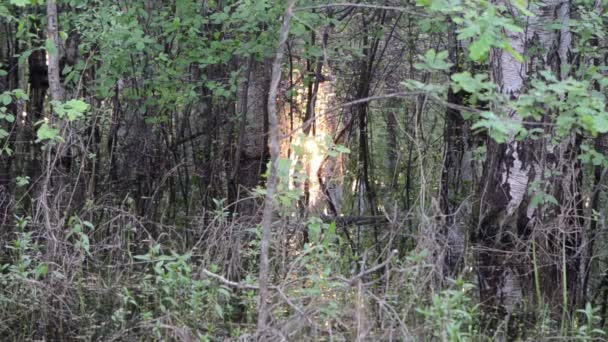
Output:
(0, 22), (19, 232)
(476, 0), (577, 336)
(228, 55), (254, 212)
(257, 1), (296, 337)
(441, 19), (471, 277)
(46, 0), (64, 103)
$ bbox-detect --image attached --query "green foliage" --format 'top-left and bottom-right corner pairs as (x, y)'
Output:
(418, 0), (525, 62)
(579, 143), (607, 166)
(575, 303), (606, 341)
(52, 99), (90, 121)
(451, 72), (497, 105)
(417, 278), (479, 341)
(415, 49), (452, 71)
(528, 179), (560, 211)
(132, 246), (233, 338)
(0, 89), (27, 155)
(35, 122), (62, 143)
(516, 72), (608, 137)
(461, 68), (608, 145)
(45, 38), (57, 57)
(34, 99), (90, 144)
(457, 2), (525, 62)
(67, 216), (94, 256)
(403, 78), (447, 94)
(3, 229), (44, 280)
(307, 217), (338, 248)
(9, 0), (31, 7)
(0, 217), (49, 328)
(471, 111), (525, 143)
(15, 176), (30, 187)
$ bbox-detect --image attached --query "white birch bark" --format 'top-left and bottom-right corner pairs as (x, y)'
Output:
(488, 0), (572, 315)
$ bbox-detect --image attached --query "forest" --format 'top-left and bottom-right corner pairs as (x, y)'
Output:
(1, 0), (608, 340)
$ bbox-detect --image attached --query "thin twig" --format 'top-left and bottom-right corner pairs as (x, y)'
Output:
(346, 250), (397, 286)
(200, 268), (259, 290)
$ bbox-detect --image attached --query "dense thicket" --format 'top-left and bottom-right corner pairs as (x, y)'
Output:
(1, 0), (608, 341)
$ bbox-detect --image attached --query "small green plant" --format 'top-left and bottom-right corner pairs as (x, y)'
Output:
(574, 302), (606, 341)
(132, 245), (234, 337)
(212, 198), (230, 222)
(67, 216), (94, 256)
(417, 278), (479, 341)
(0, 89), (27, 156)
(15, 176), (30, 187)
(0, 217), (48, 326)
(111, 287), (137, 330)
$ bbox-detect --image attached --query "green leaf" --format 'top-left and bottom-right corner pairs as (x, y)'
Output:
(64, 99), (89, 112)
(35, 263), (49, 279)
(4, 114), (15, 123)
(471, 111), (525, 143)
(210, 12), (229, 24)
(469, 31), (493, 62)
(13, 89), (28, 100)
(334, 145), (350, 154)
(545, 194), (559, 206)
(503, 23), (524, 33)
(458, 25), (479, 40)
(593, 115), (608, 133)
(503, 42), (523, 62)
(415, 49), (452, 71)
(511, 0), (533, 16)
(53, 99), (89, 121)
(214, 303), (224, 318)
(15, 176), (29, 187)
(0, 94), (12, 106)
(36, 123), (62, 143)
(10, 0), (30, 6)
(532, 194), (546, 208)
(133, 254), (151, 261)
(530, 192), (559, 209)
(0, 5), (11, 18)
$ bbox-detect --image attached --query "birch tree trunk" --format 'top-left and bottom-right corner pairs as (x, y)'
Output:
(476, 0), (577, 336)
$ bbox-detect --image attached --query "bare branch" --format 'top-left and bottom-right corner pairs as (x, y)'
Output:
(200, 269), (259, 290)
(346, 250), (397, 286)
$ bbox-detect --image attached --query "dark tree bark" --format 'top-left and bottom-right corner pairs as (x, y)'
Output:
(441, 19), (471, 277)
(228, 56), (254, 212)
(475, 1), (579, 336)
(0, 21), (19, 232)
